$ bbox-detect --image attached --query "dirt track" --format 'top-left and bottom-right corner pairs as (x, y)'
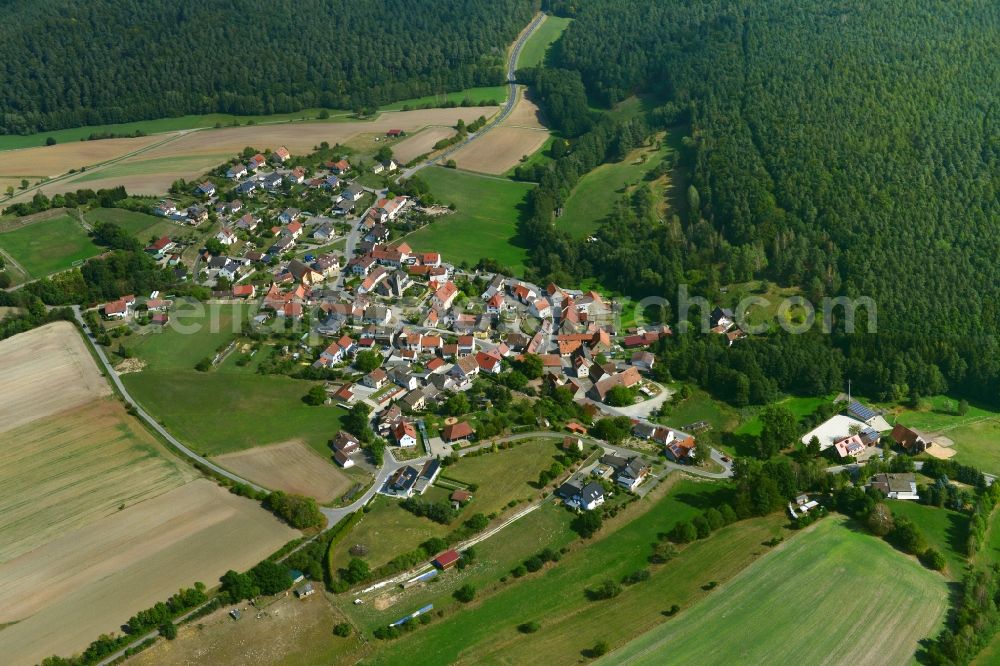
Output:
(216, 440), (352, 502)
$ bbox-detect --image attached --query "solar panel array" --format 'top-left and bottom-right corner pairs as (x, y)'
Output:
(848, 400), (879, 422)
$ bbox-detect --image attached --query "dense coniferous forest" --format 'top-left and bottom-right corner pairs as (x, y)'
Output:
(0, 0), (535, 134)
(519, 0), (1000, 405)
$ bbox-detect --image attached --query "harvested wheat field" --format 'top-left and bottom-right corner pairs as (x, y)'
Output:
(2, 135), (162, 178)
(14, 108), (498, 202)
(451, 88), (549, 174)
(217, 440), (352, 502)
(0, 321), (111, 433)
(503, 94), (547, 129)
(144, 108), (497, 158)
(0, 480), (297, 666)
(0, 323), (298, 666)
(392, 127), (458, 163)
(452, 126), (549, 174)
(0, 398), (197, 562)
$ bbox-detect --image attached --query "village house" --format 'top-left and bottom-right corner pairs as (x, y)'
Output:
(385, 465), (420, 497)
(279, 207), (301, 224)
(146, 235), (175, 257)
(433, 281), (459, 310)
(196, 181), (216, 197)
(102, 294), (136, 320)
(248, 153), (267, 171)
(272, 146), (291, 163)
(153, 200), (177, 217)
(393, 420), (418, 448)
(616, 457), (651, 491)
(868, 472), (920, 500)
(450, 355), (480, 384)
(362, 367), (388, 389)
(227, 164), (248, 180)
(215, 227), (237, 246)
(441, 421), (475, 443)
(373, 196), (407, 223)
(329, 159), (351, 176)
(587, 366), (642, 403)
(232, 284), (256, 299)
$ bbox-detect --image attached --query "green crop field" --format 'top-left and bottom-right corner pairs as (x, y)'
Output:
(887, 499), (970, 576)
(606, 517), (948, 666)
(517, 16), (572, 69)
(0, 213), (99, 278)
(365, 478), (794, 665)
(406, 167), (533, 273)
(557, 131), (675, 239)
(120, 304), (345, 457)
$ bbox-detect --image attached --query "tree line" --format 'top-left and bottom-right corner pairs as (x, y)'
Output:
(0, 0), (535, 134)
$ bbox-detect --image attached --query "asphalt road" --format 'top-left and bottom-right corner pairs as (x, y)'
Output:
(398, 12), (546, 180)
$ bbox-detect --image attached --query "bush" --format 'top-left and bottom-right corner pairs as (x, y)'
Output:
(159, 621), (177, 640)
(589, 640), (610, 658)
(511, 564), (527, 578)
(572, 510), (603, 538)
(518, 620), (541, 634)
(374, 625), (400, 640)
(303, 385), (327, 405)
(669, 521), (698, 544)
(195, 357), (212, 372)
(333, 622), (352, 637)
(524, 556), (544, 573)
(919, 548), (946, 571)
(622, 569), (651, 585)
(586, 579), (622, 601)
(453, 584), (476, 603)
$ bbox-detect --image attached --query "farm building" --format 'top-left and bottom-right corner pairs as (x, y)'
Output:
(799, 415), (872, 451)
(433, 550), (461, 570)
(891, 423), (931, 453)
